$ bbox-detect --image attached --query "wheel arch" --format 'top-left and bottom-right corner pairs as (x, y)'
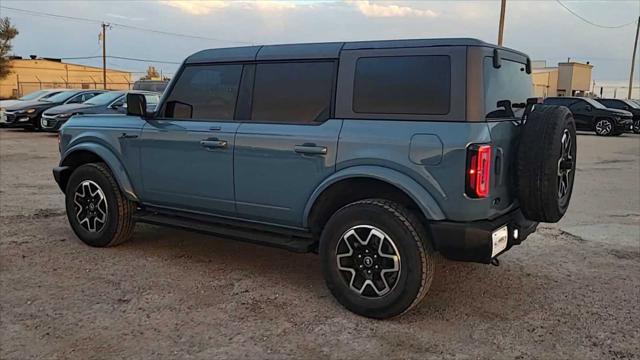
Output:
(59, 144), (139, 202)
(304, 166), (445, 234)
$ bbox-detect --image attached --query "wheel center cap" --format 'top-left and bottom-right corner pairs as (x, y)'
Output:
(363, 256), (374, 267)
(89, 203), (95, 211)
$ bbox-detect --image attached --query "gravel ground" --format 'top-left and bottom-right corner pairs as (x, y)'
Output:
(1, 128), (638, 359)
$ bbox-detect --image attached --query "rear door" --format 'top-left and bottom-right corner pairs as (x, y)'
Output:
(234, 61), (341, 226)
(138, 64), (243, 216)
(483, 51), (533, 213)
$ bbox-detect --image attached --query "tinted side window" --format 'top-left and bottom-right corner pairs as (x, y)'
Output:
(251, 62), (335, 123)
(353, 56), (450, 115)
(569, 100), (590, 112)
(544, 98), (571, 107)
(164, 64), (242, 120)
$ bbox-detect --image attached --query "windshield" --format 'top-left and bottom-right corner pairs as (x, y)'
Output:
(42, 91), (78, 103)
(582, 97), (607, 109)
(19, 90), (50, 101)
(622, 99), (640, 109)
(84, 92), (125, 105)
(484, 57), (533, 118)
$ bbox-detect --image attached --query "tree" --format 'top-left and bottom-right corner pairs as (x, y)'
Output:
(141, 66), (160, 80)
(0, 17), (19, 80)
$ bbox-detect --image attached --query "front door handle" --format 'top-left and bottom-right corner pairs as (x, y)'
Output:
(200, 139), (228, 149)
(119, 133), (138, 139)
(294, 145), (327, 155)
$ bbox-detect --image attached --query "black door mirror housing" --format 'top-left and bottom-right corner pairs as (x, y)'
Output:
(585, 105), (592, 112)
(127, 93), (148, 118)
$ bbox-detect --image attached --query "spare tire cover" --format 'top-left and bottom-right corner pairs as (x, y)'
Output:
(517, 105), (577, 223)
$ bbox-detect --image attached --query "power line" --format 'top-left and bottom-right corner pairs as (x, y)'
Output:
(0, 5), (251, 44)
(555, 0), (638, 29)
(59, 55), (181, 64)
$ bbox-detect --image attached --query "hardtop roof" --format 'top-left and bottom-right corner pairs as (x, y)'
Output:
(185, 38), (528, 64)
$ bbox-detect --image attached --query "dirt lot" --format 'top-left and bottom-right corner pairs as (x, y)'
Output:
(1, 128), (638, 359)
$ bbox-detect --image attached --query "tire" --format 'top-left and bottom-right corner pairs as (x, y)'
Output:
(594, 118), (614, 136)
(65, 163), (136, 247)
(320, 199), (434, 319)
(633, 120), (640, 134)
(31, 117), (42, 131)
(517, 105), (577, 223)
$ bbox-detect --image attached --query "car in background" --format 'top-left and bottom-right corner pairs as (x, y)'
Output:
(594, 98), (640, 134)
(133, 80), (169, 93)
(543, 96), (633, 136)
(0, 89), (64, 126)
(40, 90), (161, 132)
(3, 90), (105, 130)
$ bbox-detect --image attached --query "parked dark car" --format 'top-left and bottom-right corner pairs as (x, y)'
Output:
(543, 96), (633, 136)
(54, 38), (577, 319)
(3, 90), (105, 130)
(41, 90), (161, 132)
(594, 98), (640, 134)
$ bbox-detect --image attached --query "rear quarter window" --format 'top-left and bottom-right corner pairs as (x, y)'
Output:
(484, 58), (532, 119)
(353, 56), (451, 115)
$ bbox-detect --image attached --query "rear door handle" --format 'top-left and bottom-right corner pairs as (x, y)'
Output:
(200, 139), (228, 149)
(294, 145), (327, 155)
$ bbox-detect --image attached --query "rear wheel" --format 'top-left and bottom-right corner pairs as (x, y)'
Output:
(320, 199), (434, 319)
(65, 163), (136, 247)
(594, 118), (613, 136)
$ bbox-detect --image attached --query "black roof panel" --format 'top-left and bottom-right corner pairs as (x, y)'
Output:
(184, 38), (525, 64)
(256, 42), (344, 61)
(186, 45), (261, 64)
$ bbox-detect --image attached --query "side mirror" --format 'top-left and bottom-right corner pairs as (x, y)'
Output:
(585, 105), (592, 112)
(126, 93), (147, 117)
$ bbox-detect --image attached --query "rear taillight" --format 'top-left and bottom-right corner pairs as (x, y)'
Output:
(466, 144), (492, 198)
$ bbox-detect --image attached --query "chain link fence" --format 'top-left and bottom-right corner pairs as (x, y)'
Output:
(14, 81), (133, 98)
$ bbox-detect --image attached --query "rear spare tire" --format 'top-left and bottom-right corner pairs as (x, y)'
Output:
(517, 105), (576, 223)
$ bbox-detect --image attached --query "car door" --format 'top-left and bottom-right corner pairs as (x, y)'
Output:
(138, 63), (244, 216)
(568, 100), (594, 129)
(234, 61), (341, 227)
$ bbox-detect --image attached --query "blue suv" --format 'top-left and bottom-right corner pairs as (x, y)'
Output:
(54, 39), (577, 318)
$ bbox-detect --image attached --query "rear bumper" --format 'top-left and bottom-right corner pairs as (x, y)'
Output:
(430, 209), (538, 264)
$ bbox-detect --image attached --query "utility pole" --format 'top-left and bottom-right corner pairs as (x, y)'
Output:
(628, 16), (639, 99)
(498, 0), (507, 46)
(101, 23), (109, 90)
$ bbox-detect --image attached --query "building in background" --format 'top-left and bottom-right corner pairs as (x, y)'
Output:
(0, 56), (132, 99)
(532, 60), (593, 98)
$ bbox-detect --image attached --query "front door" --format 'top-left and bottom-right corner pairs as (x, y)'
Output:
(568, 100), (594, 130)
(138, 63), (244, 216)
(233, 61), (340, 226)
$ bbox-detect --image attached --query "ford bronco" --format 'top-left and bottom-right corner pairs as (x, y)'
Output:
(54, 39), (577, 319)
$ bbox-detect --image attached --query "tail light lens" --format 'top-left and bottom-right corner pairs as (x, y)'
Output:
(466, 144), (492, 198)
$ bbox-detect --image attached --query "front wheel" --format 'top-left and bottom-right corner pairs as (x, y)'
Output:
(594, 118), (614, 136)
(633, 120), (640, 134)
(65, 163), (136, 247)
(320, 199), (434, 319)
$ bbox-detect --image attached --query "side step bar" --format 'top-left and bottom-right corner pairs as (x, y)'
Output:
(133, 211), (316, 253)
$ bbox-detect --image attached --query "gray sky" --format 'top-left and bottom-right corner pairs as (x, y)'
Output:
(1, 0), (639, 81)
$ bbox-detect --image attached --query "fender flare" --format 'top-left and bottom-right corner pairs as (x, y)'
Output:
(60, 142), (139, 202)
(302, 165), (445, 227)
